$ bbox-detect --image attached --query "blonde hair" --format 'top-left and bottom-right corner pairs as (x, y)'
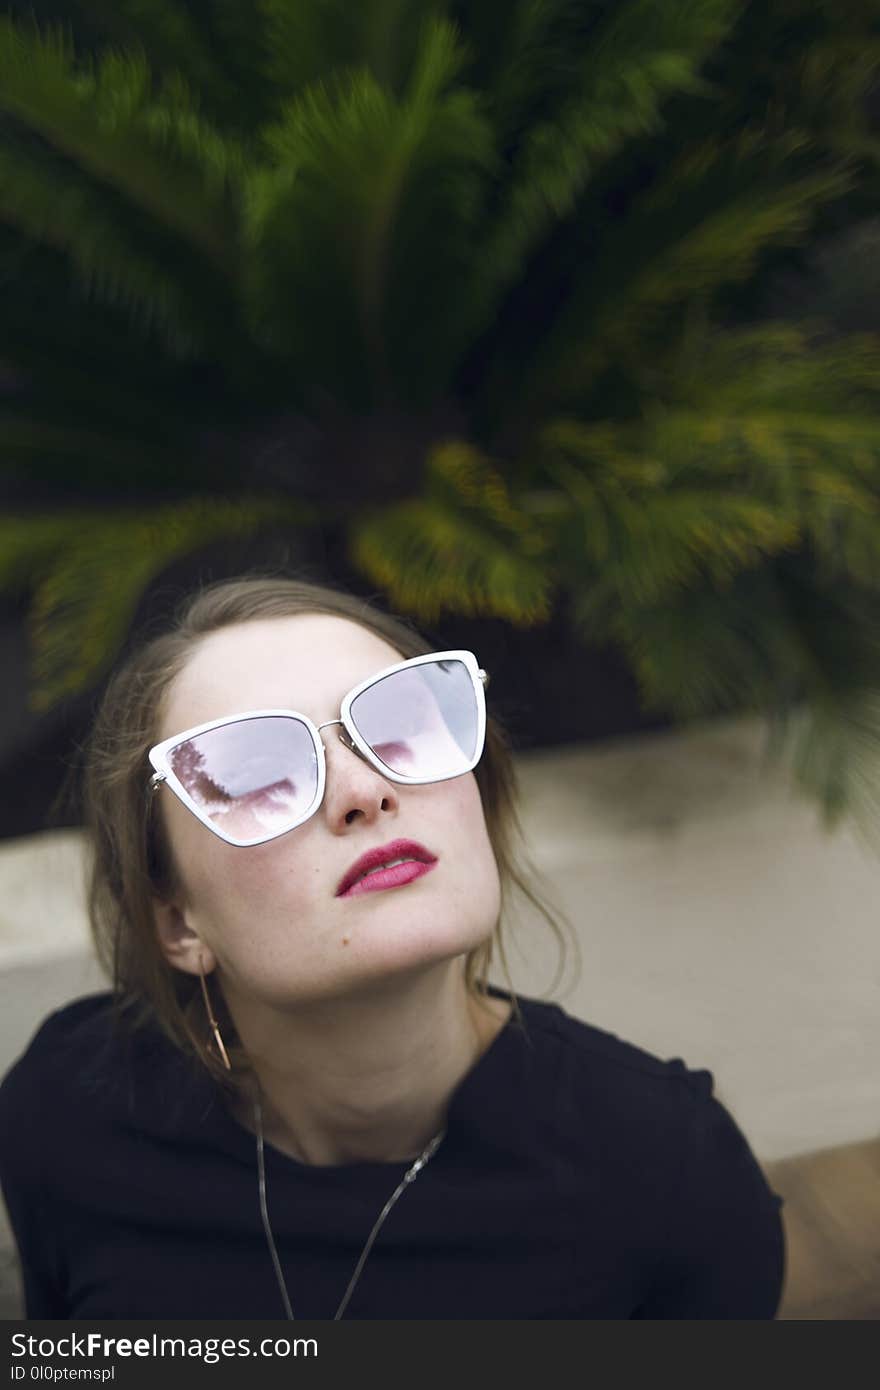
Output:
(81, 572), (577, 1094)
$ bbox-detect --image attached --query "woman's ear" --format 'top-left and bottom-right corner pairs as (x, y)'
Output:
(152, 896), (216, 977)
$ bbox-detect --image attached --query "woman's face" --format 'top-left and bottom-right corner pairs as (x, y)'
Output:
(152, 614), (502, 1008)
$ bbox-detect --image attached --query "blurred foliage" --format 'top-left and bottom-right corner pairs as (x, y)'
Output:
(0, 497), (313, 710)
(1, 0), (879, 836)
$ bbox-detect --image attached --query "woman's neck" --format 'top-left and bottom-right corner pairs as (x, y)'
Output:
(222, 961), (511, 1167)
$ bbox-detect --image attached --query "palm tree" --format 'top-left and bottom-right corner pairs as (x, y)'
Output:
(1, 0), (879, 837)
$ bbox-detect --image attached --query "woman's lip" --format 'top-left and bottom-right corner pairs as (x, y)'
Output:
(339, 860), (437, 898)
(336, 837), (436, 896)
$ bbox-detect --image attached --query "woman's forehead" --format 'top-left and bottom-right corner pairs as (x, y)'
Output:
(159, 614), (405, 734)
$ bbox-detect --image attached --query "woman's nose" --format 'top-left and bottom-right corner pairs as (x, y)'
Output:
(325, 724), (372, 767)
(320, 727), (399, 825)
(317, 719), (363, 758)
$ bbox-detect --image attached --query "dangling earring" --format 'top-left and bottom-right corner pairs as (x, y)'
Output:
(197, 950), (231, 1071)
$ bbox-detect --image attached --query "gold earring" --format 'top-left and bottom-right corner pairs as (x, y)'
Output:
(197, 951), (231, 1071)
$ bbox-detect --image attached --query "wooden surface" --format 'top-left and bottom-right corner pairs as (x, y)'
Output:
(765, 1135), (880, 1320)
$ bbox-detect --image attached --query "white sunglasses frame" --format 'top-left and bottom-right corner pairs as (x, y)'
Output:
(147, 649), (490, 848)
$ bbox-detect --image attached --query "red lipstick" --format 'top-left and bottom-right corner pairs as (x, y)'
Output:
(336, 838), (437, 898)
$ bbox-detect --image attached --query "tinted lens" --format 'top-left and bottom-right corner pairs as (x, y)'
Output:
(349, 659), (480, 778)
(168, 716), (319, 843)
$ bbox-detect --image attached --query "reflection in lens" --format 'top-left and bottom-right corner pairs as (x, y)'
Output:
(169, 715), (319, 842)
(370, 740), (414, 767)
(350, 660), (479, 778)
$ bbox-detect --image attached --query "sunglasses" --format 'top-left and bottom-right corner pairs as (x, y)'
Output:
(148, 649), (489, 847)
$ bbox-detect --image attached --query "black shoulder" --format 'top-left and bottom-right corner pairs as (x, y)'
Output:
(509, 993), (724, 1189)
(1, 990), (221, 1167)
(516, 992), (713, 1093)
(0, 993), (126, 1161)
(1, 992), (118, 1083)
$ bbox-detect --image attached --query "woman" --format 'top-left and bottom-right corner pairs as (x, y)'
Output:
(0, 575), (786, 1319)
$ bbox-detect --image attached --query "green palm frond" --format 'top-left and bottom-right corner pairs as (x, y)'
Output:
(245, 17), (495, 401)
(350, 439), (552, 622)
(2, 497), (315, 711)
(640, 408), (880, 577)
(0, 0), (877, 841)
(531, 137), (856, 402)
(533, 418), (801, 611)
(648, 409), (880, 575)
(770, 565), (880, 841)
(645, 324), (880, 585)
(480, 0), (739, 305)
(0, 19), (238, 271)
(587, 565), (805, 719)
(425, 439), (548, 555)
(0, 136), (215, 348)
(467, 0), (575, 130)
(766, 686), (880, 844)
(527, 314), (880, 833)
(74, 0), (239, 120)
(350, 503), (553, 625)
(660, 322), (880, 410)
(584, 559), (878, 816)
(0, 514), (76, 588)
(783, 34), (880, 145)
(597, 563), (880, 838)
(527, 320), (880, 603)
(736, 566), (880, 838)
(0, 220), (246, 432)
(261, 0), (443, 95)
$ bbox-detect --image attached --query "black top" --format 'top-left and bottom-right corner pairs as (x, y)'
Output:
(0, 986), (786, 1320)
